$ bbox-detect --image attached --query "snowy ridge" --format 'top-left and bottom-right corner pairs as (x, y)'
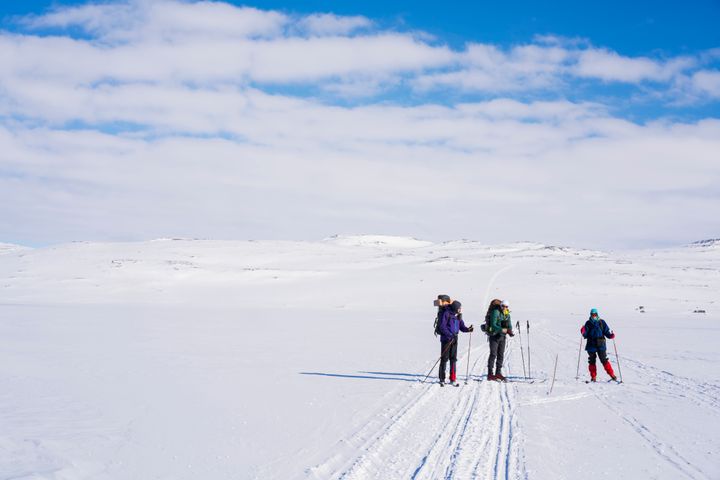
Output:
(0, 242), (30, 255)
(324, 234), (433, 249)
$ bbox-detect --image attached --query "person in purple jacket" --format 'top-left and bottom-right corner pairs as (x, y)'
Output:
(438, 300), (474, 386)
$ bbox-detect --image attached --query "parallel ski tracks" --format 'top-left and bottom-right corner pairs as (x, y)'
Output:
(310, 345), (525, 480)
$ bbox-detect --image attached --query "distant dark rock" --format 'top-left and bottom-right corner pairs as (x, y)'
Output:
(690, 239), (720, 247)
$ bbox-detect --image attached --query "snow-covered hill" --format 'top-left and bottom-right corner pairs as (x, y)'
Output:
(0, 237), (718, 479)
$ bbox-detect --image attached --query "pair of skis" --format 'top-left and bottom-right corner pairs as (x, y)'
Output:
(439, 380), (460, 388)
(575, 336), (624, 383)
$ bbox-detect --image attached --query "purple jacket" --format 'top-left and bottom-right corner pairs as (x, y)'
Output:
(438, 309), (471, 343)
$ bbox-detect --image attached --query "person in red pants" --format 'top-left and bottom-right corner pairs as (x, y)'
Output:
(581, 308), (617, 381)
(438, 301), (473, 386)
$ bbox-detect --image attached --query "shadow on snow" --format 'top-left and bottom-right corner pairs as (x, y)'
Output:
(299, 371), (422, 382)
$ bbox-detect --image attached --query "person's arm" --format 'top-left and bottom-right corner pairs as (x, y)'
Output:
(506, 313), (514, 336)
(459, 318), (473, 333)
(602, 320), (615, 339)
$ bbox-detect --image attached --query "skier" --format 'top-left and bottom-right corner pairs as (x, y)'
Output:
(486, 299), (514, 381)
(581, 308), (617, 382)
(438, 300), (473, 386)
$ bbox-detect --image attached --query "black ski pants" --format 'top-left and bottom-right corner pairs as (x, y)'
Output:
(439, 337), (458, 381)
(487, 334), (506, 375)
(588, 350), (609, 365)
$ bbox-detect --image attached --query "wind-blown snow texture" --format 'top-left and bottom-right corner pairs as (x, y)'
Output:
(0, 235), (718, 479)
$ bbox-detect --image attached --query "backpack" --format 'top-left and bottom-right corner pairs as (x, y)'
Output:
(480, 310), (492, 335)
(433, 307), (445, 336)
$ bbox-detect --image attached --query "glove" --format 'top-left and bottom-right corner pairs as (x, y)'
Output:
(508, 330), (515, 337)
(468, 325), (474, 332)
(608, 332), (615, 339)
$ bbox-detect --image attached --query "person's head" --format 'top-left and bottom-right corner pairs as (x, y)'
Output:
(501, 300), (509, 313)
(590, 308), (599, 320)
(450, 300), (462, 314)
(434, 294), (452, 307)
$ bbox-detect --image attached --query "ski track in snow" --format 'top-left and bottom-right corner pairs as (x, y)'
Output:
(536, 328), (715, 480)
(307, 343), (526, 480)
(590, 386), (709, 480)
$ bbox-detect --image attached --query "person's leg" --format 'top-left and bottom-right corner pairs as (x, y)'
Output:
(598, 350), (616, 379)
(495, 335), (507, 377)
(449, 339), (458, 382)
(439, 340), (450, 382)
(588, 351), (598, 380)
(487, 336), (499, 378)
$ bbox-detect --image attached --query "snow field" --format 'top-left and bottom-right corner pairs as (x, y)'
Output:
(0, 236), (718, 479)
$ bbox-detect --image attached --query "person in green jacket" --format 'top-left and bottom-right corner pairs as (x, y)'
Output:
(486, 299), (514, 381)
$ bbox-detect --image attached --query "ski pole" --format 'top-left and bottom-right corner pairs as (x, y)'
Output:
(547, 353), (558, 396)
(516, 321), (526, 379)
(575, 336), (584, 380)
(612, 338), (623, 383)
(422, 338), (456, 384)
(464, 332), (472, 384)
(526, 320), (531, 379)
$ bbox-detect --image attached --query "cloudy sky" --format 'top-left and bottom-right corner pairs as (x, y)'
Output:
(1, 0), (719, 248)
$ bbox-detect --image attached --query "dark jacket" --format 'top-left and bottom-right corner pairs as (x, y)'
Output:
(488, 307), (512, 336)
(438, 309), (471, 343)
(581, 318), (614, 352)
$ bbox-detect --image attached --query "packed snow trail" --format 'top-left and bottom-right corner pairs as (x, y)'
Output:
(306, 341), (527, 480)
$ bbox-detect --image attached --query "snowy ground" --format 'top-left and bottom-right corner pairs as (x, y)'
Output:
(0, 236), (718, 479)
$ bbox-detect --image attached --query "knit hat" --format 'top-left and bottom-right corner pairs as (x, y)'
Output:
(450, 300), (462, 313)
(590, 308), (598, 315)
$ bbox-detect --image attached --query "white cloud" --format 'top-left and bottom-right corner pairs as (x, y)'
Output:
(5, 0), (717, 100)
(691, 70), (720, 98)
(413, 43), (571, 92)
(296, 13), (372, 36)
(574, 48), (695, 83)
(22, 1), (289, 42)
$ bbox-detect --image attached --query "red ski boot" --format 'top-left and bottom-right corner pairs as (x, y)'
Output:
(589, 364), (597, 382)
(603, 361), (617, 381)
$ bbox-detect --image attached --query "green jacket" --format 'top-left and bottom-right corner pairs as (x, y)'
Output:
(489, 309), (512, 335)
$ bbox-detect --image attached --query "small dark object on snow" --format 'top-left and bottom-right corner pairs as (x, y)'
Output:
(693, 309), (706, 314)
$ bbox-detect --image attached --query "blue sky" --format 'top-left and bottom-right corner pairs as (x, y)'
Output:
(4, 0), (719, 54)
(0, 1), (719, 248)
